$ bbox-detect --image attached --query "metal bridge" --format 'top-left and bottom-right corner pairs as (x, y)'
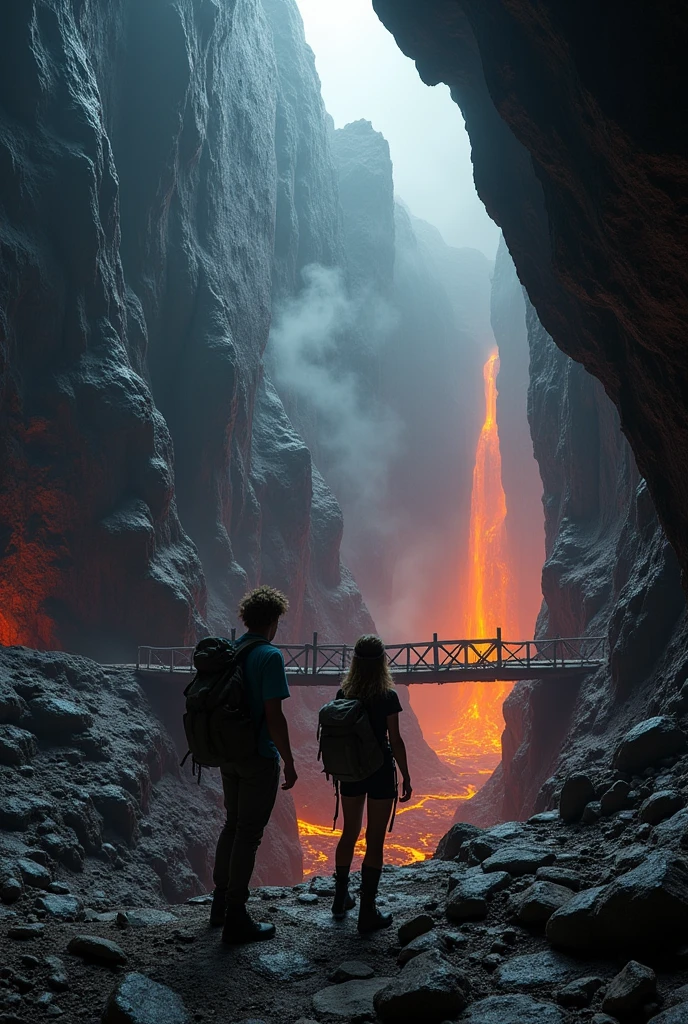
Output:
(136, 630), (608, 685)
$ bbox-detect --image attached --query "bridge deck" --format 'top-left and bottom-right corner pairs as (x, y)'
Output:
(136, 633), (607, 684)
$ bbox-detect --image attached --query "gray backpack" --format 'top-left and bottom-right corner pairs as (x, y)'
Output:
(317, 698), (385, 783)
(181, 636), (267, 778)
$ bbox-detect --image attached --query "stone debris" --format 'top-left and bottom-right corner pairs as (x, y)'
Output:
(103, 972), (191, 1024)
(8, 922), (45, 940)
(559, 775), (596, 823)
(35, 894), (83, 921)
(554, 975), (605, 1008)
(328, 961), (374, 983)
(601, 960), (657, 1016)
(67, 935), (127, 966)
(434, 823), (483, 861)
(255, 951), (315, 981)
(496, 951), (580, 989)
(647, 1005), (688, 1023)
(613, 717), (687, 774)
(461, 994), (565, 1023)
(509, 881), (575, 926)
(534, 866), (581, 890)
(45, 957), (69, 992)
(373, 950), (469, 1023)
(639, 790), (684, 825)
(397, 913), (434, 946)
(397, 930), (448, 965)
(600, 780), (631, 815)
(312, 977), (394, 1019)
(482, 846), (556, 876)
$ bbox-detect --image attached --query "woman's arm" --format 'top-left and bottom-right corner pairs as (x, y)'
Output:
(387, 713), (413, 802)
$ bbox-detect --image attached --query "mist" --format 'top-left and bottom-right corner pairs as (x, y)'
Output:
(295, 0), (500, 258)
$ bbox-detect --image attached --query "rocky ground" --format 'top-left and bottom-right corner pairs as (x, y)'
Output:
(2, 694), (688, 1023)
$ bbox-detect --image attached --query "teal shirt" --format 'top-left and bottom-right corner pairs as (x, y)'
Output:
(239, 633), (290, 759)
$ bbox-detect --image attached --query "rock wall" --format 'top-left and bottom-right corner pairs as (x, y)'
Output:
(457, 244), (688, 826)
(372, 0), (688, 600)
(0, 0), (371, 662)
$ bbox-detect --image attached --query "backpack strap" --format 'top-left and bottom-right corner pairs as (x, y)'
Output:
(388, 760), (399, 834)
(332, 779), (340, 831)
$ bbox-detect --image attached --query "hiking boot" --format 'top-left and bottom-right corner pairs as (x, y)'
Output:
(357, 865), (393, 934)
(209, 888), (226, 927)
(331, 868), (356, 920)
(222, 905), (276, 945)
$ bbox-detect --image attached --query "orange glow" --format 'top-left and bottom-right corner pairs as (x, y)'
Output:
(297, 786), (477, 876)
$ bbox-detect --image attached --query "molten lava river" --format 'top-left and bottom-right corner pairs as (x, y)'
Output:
(297, 349), (525, 876)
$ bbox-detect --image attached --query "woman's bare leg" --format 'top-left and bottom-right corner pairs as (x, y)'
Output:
(335, 794), (366, 868)
(362, 797), (394, 869)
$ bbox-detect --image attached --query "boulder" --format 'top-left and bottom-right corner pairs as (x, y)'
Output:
(398, 914), (435, 946)
(121, 909), (176, 928)
(667, 987), (688, 1007)
(397, 931), (447, 966)
(446, 872), (510, 922)
(255, 952), (315, 982)
(641, 791), (684, 826)
(600, 780), (631, 816)
(328, 961), (374, 983)
(0, 689), (28, 724)
(601, 961), (656, 1016)
(482, 846), (555, 876)
(8, 922), (45, 939)
(35, 894), (83, 921)
(559, 775), (596, 823)
(103, 972), (190, 1024)
(28, 696), (93, 739)
(547, 853), (688, 952)
(509, 881), (575, 926)
(374, 950), (469, 1023)
(67, 935), (126, 966)
(0, 796), (47, 830)
(654, 808), (688, 850)
(0, 725), (37, 766)
(582, 801), (602, 824)
(448, 870), (510, 897)
(535, 867), (581, 890)
(17, 858), (51, 889)
(646, 1006), (688, 1024)
(555, 976), (604, 1009)
(312, 978), (393, 1019)
(45, 957), (69, 992)
(461, 994), (565, 1024)
(496, 951), (579, 989)
(613, 717), (687, 774)
(434, 823), (483, 861)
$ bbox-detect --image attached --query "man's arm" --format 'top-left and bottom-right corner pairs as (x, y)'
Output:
(264, 697), (297, 790)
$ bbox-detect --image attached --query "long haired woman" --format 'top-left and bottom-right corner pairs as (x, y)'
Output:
(331, 634), (413, 932)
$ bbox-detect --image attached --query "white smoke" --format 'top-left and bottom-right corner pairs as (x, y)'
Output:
(268, 264), (401, 513)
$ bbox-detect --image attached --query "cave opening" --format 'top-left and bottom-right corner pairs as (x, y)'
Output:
(283, 0), (546, 874)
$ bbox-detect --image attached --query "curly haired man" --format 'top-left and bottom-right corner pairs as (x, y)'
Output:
(211, 586), (297, 943)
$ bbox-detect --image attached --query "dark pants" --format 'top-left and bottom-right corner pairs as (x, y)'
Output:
(213, 754), (280, 907)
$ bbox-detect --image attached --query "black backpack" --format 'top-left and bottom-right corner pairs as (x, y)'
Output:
(181, 636), (268, 779)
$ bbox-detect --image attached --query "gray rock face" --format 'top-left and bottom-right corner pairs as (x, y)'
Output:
(28, 697), (92, 739)
(654, 808), (688, 850)
(328, 962), (374, 983)
(496, 951), (579, 989)
(374, 950), (469, 1023)
(462, 994), (565, 1024)
(614, 719), (687, 774)
(649, 1005), (688, 1024)
(510, 881), (575, 926)
(546, 853), (688, 951)
(555, 976), (604, 1009)
(601, 961), (657, 1016)
(0, 725), (38, 766)
(103, 972), (190, 1024)
(398, 914), (435, 946)
(35, 894), (83, 921)
(640, 791), (684, 825)
(600, 780), (631, 816)
(559, 775), (596, 823)
(397, 931), (448, 966)
(535, 867), (581, 891)
(312, 978), (394, 1019)
(446, 871), (510, 922)
(482, 846), (555, 876)
(435, 824), (484, 861)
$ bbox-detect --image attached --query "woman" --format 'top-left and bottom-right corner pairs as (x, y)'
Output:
(331, 634), (413, 933)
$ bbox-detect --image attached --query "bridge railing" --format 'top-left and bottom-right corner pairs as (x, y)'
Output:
(136, 634), (609, 675)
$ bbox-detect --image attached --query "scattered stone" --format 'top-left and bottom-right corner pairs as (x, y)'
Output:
(255, 952), (315, 981)
(614, 846), (648, 874)
(461, 994), (565, 1024)
(173, 930), (194, 945)
(297, 893), (318, 905)
(313, 978), (394, 1019)
(398, 931), (447, 966)
(47, 882), (71, 895)
(482, 846), (555, 876)
(646, 1006), (688, 1024)
(0, 877), (23, 904)
(35, 894), (83, 921)
(600, 780), (631, 816)
(19, 954), (40, 969)
(45, 957), (68, 992)
(555, 976), (604, 1008)
(482, 953), (502, 972)
(398, 914), (434, 946)
(8, 922), (45, 940)
(496, 951), (580, 989)
(614, 717), (687, 774)
(84, 909), (118, 923)
(509, 881), (575, 926)
(528, 811), (560, 824)
(124, 909), (176, 928)
(560, 775), (596, 823)
(329, 962), (374, 983)
(535, 867), (581, 890)
(592, 1016), (619, 1024)
(667, 986), (688, 1007)
(547, 853), (688, 951)
(67, 935), (126, 966)
(582, 801), (602, 824)
(103, 972), (190, 1024)
(0, 796), (45, 831)
(374, 950), (469, 1023)
(28, 696), (93, 738)
(90, 785), (138, 841)
(434, 823), (483, 861)
(309, 877), (335, 897)
(640, 791), (684, 825)
(17, 858), (51, 889)
(602, 961), (656, 1016)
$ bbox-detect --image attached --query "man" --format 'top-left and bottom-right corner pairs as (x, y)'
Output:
(211, 585), (297, 943)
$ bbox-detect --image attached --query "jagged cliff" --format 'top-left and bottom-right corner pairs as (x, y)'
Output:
(0, 0), (371, 662)
(458, 243), (688, 825)
(373, 0), (688, 599)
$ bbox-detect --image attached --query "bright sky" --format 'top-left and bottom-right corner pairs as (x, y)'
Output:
(295, 0), (500, 258)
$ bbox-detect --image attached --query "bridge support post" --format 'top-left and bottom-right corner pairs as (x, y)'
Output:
(312, 632), (318, 675)
(231, 627), (236, 642)
(496, 627), (503, 671)
(433, 633), (439, 673)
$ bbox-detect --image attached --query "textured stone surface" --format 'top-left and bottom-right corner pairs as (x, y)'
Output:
(374, 950), (469, 1023)
(559, 776), (596, 824)
(602, 961), (656, 1016)
(640, 791), (684, 826)
(435, 824), (484, 861)
(67, 935), (127, 966)
(312, 978), (393, 1019)
(496, 951), (579, 989)
(614, 719), (687, 775)
(397, 914), (435, 946)
(510, 881), (575, 927)
(103, 972), (190, 1024)
(555, 976), (604, 1009)
(462, 994), (565, 1024)
(482, 846), (555, 876)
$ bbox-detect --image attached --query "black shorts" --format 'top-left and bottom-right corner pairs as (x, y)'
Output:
(339, 756), (397, 800)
